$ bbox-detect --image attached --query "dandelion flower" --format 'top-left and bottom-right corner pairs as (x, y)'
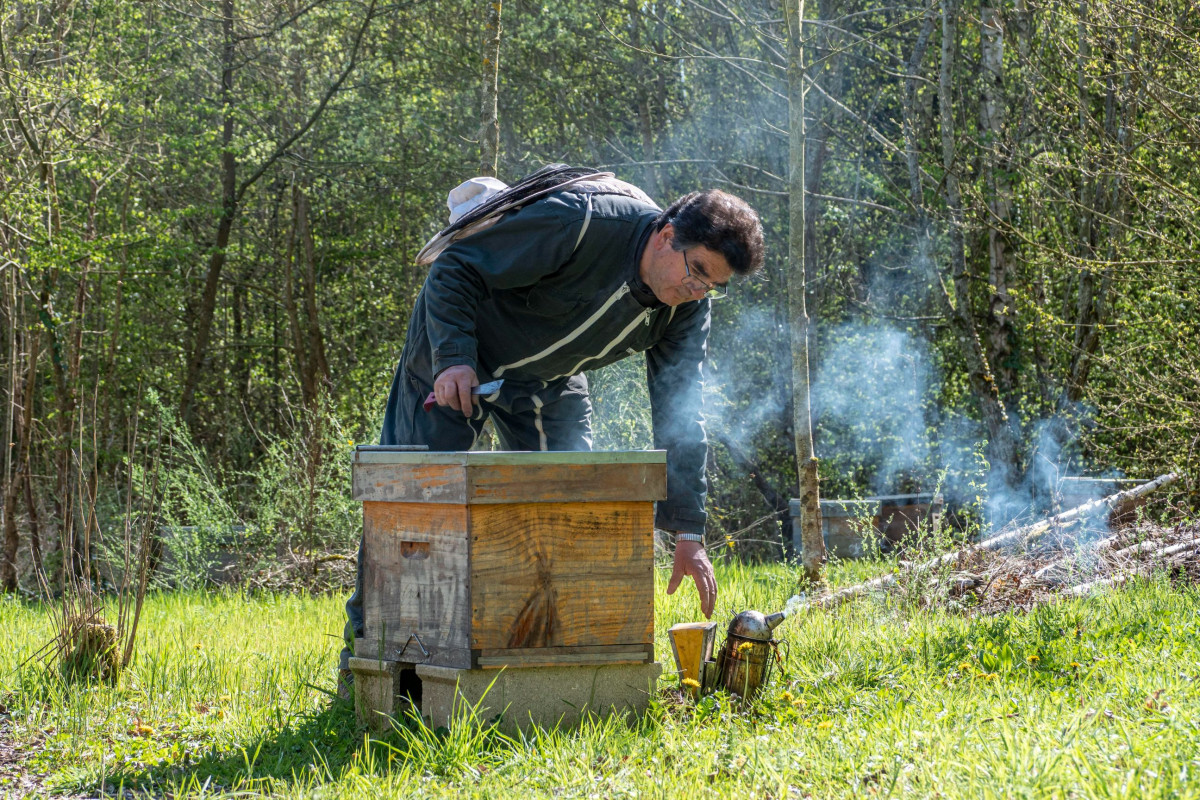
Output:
(1026, 654), (1040, 663)
(1070, 661), (1081, 669)
(817, 720), (833, 730)
(682, 678), (701, 689)
(737, 641), (754, 654)
(782, 691), (795, 703)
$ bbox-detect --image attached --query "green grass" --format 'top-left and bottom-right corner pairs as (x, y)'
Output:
(3, 561), (1200, 798)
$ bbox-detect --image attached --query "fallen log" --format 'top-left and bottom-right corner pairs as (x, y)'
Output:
(1055, 539), (1197, 600)
(986, 472), (1179, 552)
(811, 472), (1180, 610)
(1067, 573), (1129, 596)
(1109, 529), (1194, 560)
(1138, 539), (1198, 564)
(1033, 558), (1074, 584)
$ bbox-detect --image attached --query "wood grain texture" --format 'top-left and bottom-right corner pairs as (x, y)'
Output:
(362, 502), (472, 668)
(667, 622), (717, 687)
(352, 460), (666, 504)
(476, 652), (650, 668)
(468, 502), (655, 650)
(353, 450), (666, 466)
(466, 463), (665, 503)
(353, 463), (465, 503)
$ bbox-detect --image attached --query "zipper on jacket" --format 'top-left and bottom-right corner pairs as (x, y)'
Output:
(550, 306), (654, 381)
(493, 283), (633, 378)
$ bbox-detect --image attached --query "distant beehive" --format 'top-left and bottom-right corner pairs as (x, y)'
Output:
(351, 449), (666, 670)
(790, 493), (944, 558)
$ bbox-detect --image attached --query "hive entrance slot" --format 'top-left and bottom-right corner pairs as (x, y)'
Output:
(400, 541), (429, 559)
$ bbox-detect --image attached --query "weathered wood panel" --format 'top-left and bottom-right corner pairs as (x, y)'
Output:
(468, 502), (654, 650)
(476, 644), (652, 669)
(353, 462), (665, 504)
(353, 450), (666, 466)
(466, 463), (665, 503)
(362, 502), (472, 668)
(353, 464), (466, 503)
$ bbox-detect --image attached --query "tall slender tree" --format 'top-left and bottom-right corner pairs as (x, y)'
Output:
(480, 1), (502, 177)
(785, 0), (824, 582)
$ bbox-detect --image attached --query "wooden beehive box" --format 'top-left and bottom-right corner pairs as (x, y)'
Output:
(351, 449), (666, 670)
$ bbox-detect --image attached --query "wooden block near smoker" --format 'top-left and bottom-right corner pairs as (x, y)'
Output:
(668, 621), (718, 695)
(351, 449), (666, 672)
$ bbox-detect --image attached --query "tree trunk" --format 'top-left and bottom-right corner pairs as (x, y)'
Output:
(937, 0), (1021, 505)
(299, 196), (329, 401)
(1, 264), (18, 591)
(178, 0), (375, 422)
(785, 0), (824, 582)
(1, 362), (19, 591)
(980, 0), (1017, 396)
(1064, 2), (1134, 408)
(285, 184), (330, 407)
(479, 0), (502, 177)
(629, 1), (661, 200)
(180, 0), (237, 422)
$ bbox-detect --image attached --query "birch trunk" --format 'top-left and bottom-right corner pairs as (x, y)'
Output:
(479, 0), (502, 177)
(785, 0), (824, 582)
(629, 2), (661, 200)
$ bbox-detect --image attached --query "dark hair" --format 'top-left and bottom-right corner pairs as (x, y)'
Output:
(654, 190), (764, 276)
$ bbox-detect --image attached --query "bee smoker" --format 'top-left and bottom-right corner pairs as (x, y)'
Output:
(669, 597), (803, 700)
(712, 609), (787, 699)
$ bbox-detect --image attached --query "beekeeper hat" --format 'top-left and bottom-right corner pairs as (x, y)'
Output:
(447, 176), (508, 225)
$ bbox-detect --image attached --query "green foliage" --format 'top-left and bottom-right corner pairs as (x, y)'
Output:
(588, 354), (653, 451)
(248, 394), (361, 558)
(2, 0), (1198, 595)
(151, 398), (244, 588)
(147, 391), (360, 586)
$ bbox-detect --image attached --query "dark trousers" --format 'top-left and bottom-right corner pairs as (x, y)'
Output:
(340, 363), (592, 668)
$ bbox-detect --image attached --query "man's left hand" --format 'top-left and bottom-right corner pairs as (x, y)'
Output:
(666, 538), (716, 618)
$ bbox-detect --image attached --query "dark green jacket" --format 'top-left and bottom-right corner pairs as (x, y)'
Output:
(404, 182), (710, 533)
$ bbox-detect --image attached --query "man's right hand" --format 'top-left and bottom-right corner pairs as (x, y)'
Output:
(666, 538), (717, 618)
(433, 365), (479, 416)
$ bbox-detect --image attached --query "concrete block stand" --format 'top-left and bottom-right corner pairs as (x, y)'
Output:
(348, 657), (421, 734)
(350, 657), (662, 734)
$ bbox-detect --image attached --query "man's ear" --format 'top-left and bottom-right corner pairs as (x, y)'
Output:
(655, 223), (675, 251)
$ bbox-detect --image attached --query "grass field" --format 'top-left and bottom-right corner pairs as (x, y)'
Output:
(3, 559), (1200, 799)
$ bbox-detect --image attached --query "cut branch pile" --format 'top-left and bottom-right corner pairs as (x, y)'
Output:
(812, 473), (1189, 614)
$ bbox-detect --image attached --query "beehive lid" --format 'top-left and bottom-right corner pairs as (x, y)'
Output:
(352, 447), (665, 465)
(352, 448), (668, 503)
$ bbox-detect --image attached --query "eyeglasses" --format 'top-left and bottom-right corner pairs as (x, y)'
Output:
(681, 250), (728, 299)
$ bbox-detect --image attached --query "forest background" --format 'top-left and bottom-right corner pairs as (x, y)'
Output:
(1, 0), (1197, 592)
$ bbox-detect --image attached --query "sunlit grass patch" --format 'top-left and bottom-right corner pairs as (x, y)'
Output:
(2, 566), (1200, 798)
